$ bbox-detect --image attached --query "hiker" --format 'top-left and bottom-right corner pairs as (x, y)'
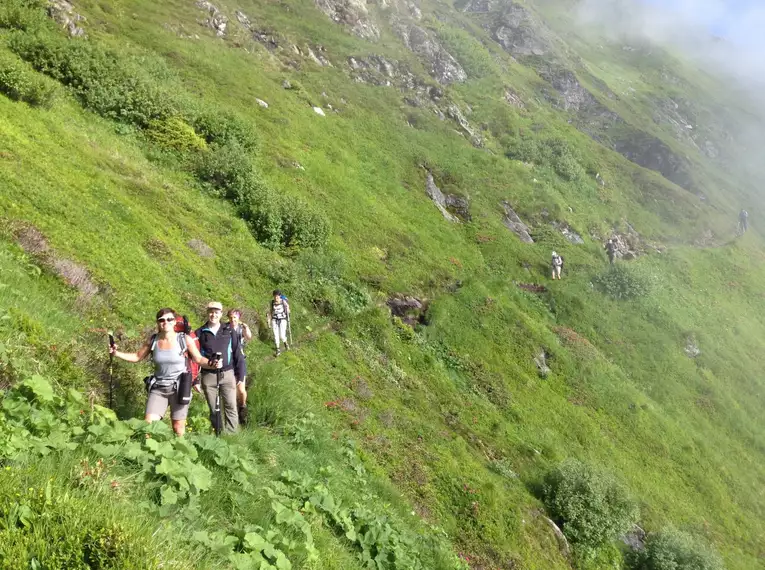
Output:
(108, 308), (215, 436)
(228, 308), (252, 426)
(267, 290), (290, 356)
(551, 251), (564, 280)
(605, 239), (617, 265)
(196, 301), (246, 434)
(738, 209), (749, 234)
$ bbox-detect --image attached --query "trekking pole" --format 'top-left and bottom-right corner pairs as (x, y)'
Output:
(214, 368), (222, 437)
(287, 315), (293, 347)
(107, 332), (115, 410)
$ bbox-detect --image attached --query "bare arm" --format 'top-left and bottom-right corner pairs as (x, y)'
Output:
(110, 339), (151, 363)
(242, 324), (253, 341)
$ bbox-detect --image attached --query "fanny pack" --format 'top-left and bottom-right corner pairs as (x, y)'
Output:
(143, 374), (192, 406)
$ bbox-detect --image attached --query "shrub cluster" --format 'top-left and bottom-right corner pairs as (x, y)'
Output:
(542, 459), (639, 556)
(145, 116), (207, 152)
(190, 109), (258, 151)
(593, 264), (653, 300)
(10, 32), (178, 127)
(0, 49), (57, 107)
(630, 529), (725, 570)
(0, 0), (47, 31)
(195, 143), (330, 250)
(506, 136), (586, 181)
(7, 8), (328, 249)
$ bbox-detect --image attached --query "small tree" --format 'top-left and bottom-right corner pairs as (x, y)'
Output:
(542, 459), (639, 558)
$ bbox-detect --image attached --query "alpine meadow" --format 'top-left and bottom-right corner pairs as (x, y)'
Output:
(1, 0), (765, 569)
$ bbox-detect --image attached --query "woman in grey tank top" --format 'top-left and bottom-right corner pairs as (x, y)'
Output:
(109, 307), (220, 436)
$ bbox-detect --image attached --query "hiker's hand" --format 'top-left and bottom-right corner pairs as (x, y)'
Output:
(109, 344), (117, 355)
(214, 359), (223, 369)
(193, 383), (203, 393)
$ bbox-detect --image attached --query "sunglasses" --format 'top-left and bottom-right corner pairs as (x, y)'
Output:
(157, 316), (176, 323)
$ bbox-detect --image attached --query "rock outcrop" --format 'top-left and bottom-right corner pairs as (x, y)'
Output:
(534, 350), (551, 378)
(552, 222), (584, 244)
(47, 0), (86, 37)
(490, 3), (551, 57)
(684, 336), (701, 358)
(393, 22), (467, 85)
(612, 133), (693, 190)
(446, 104), (482, 147)
(501, 202), (533, 243)
(504, 87), (525, 109)
(425, 172), (471, 222)
(315, 0), (380, 41)
(196, 0), (228, 36)
(387, 294), (429, 326)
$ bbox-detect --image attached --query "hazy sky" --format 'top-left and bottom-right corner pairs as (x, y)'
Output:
(648, 0), (765, 44)
(576, 0), (765, 84)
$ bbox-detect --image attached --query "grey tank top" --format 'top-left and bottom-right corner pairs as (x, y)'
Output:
(153, 335), (187, 385)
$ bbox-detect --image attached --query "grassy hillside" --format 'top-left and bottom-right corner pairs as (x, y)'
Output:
(0, 0), (764, 568)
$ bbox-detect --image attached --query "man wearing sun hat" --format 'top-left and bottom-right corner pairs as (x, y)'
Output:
(196, 301), (246, 433)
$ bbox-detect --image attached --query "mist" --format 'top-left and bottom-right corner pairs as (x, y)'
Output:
(574, 0), (765, 91)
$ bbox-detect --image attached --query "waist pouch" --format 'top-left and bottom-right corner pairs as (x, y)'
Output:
(177, 371), (193, 405)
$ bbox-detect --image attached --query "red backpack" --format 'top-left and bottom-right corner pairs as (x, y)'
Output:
(175, 315), (201, 381)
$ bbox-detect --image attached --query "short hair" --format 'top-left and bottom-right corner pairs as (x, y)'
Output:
(228, 308), (241, 317)
(156, 307), (176, 320)
(273, 289), (281, 297)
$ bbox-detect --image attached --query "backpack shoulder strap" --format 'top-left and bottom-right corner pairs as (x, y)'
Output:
(177, 332), (187, 354)
(150, 333), (157, 351)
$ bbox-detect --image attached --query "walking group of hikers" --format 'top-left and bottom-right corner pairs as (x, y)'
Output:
(108, 290), (291, 436)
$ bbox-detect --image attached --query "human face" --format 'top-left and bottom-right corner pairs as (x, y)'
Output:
(156, 314), (176, 331)
(228, 312), (240, 326)
(207, 308), (222, 325)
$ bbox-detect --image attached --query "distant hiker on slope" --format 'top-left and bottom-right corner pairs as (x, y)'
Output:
(738, 209), (749, 235)
(109, 308), (212, 436)
(268, 290), (290, 356)
(228, 308), (252, 426)
(605, 238), (617, 265)
(196, 301), (246, 434)
(551, 251), (564, 280)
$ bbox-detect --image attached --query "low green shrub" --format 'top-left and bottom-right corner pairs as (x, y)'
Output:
(190, 110), (258, 150)
(630, 528), (725, 570)
(593, 264), (653, 300)
(145, 116), (207, 152)
(10, 32), (178, 127)
(542, 459), (639, 556)
(0, 0), (47, 31)
(193, 142), (255, 200)
(0, 50), (57, 107)
(506, 136), (586, 181)
(194, 143), (330, 249)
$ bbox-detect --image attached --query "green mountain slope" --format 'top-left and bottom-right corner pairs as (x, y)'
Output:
(0, 0), (764, 568)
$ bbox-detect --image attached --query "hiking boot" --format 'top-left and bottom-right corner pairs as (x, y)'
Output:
(284, 342), (290, 351)
(275, 347), (281, 357)
(238, 405), (248, 427)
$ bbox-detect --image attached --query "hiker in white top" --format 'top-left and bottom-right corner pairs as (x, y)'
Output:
(267, 290), (290, 356)
(551, 251), (564, 280)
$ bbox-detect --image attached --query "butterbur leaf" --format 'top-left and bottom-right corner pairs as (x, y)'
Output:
(243, 531), (268, 551)
(91, 443), (119, 457)
(274, 552), (292, 570)
(160, 484), (178, 505)
(22, 375), (55, 402)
